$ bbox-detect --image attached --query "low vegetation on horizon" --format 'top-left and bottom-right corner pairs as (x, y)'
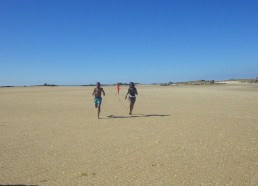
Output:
(1, 78), (258, 88)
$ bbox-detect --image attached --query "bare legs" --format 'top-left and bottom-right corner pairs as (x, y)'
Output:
(95, 104), (101, 119)
(129, 100), (135, 115)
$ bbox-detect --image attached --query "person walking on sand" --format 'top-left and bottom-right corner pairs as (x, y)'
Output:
(92, 82), (105, 119)
(125, 82), (138, 115)
(116, 83), (120, 95)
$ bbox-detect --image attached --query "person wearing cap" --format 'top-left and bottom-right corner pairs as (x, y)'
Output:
(125, 82), (138, 115)
(92, 82), (105, 119)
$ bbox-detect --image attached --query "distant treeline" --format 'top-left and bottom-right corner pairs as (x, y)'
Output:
(114, 83), (140, 86)
(0, 86), (14, 88)
(42, 83), (58, 86)
(176, 80), (216, 85)
(82, 83), (140, 86)
(157, 80), (215, 86)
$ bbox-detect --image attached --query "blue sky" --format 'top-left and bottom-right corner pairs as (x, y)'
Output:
(0, 0), (257, 86)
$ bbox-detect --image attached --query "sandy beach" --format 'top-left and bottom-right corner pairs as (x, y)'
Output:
(1, 84), (258, 185)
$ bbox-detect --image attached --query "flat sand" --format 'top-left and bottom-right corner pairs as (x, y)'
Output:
(1, 84), (258, 185)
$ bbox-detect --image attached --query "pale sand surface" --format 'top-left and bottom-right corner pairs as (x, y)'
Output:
(1, 85), (258, 185)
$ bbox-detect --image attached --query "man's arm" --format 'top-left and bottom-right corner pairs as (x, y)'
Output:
(92, 88), (96, 96)
(102, 89), (105, 96)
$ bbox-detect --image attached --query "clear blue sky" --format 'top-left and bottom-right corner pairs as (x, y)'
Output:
(0, 0), (257, 86)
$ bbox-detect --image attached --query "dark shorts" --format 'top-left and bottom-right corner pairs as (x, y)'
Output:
(129, 96), (136, 103)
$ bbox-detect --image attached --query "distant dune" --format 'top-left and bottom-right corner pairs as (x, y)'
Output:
(218, 78), (258, 84)
(217, 80), (248, 84)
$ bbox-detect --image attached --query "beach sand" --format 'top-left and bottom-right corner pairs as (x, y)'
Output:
(1, 84), (258, 185)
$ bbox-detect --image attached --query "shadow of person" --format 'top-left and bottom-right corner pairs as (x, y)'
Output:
(106, 114), (170, 119)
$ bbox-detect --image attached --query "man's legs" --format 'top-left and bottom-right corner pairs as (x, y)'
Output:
(97, 105), (101, 119)
(96, 98), (102, 119)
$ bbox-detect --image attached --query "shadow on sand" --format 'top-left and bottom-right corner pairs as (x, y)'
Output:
(106, 114), (170, 119)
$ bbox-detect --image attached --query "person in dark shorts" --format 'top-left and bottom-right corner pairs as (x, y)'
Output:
(125, 82), (138, 115)
(92, 82), (105, 119)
